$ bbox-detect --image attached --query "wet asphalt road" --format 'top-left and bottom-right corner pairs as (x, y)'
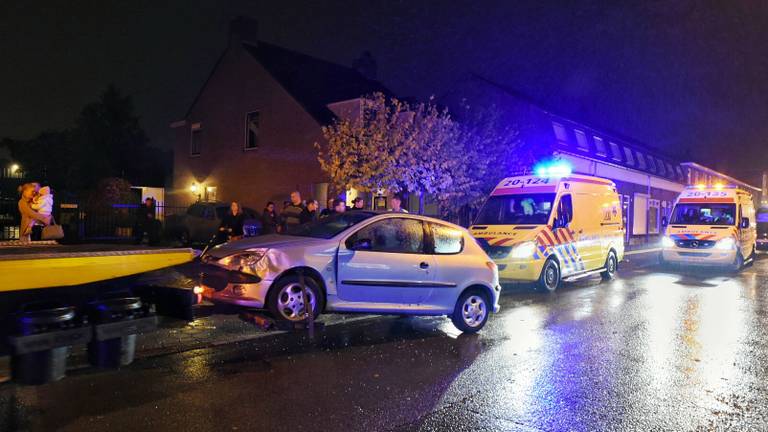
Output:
(3, 254), (768, 431)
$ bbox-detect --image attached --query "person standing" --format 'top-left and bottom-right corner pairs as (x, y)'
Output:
(350, 197), (365, 211)
(389, 194), (408, 213)
(320, 197), (335, 218)
(331, 198), (346, 215)
(261, 201), (280, 234)
(301, 199), (319, 223)
(17, 182), (50, 242)
(134, 197), (158, 244)
(219, 201), (245, 242)
(282, 191), (306, 233)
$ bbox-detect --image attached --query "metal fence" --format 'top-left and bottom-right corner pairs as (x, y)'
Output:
(0, 201), (188, 242)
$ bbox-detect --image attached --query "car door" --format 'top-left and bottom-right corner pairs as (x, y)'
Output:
(337, 217), (437, 305)
(425, 222), (468, 308)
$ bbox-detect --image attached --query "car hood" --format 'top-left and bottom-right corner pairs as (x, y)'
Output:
(205, 234), (329, 259)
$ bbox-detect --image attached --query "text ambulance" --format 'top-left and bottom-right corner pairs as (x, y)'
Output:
(661, 185), (756, 270)
(471, 173), (624, 291)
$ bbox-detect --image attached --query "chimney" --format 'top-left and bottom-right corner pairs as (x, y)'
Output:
(352, 51), (377, 80)
(229, 16), (259, 48)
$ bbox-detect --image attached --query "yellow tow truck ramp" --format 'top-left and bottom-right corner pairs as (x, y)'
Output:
(0, 242), (198, 292)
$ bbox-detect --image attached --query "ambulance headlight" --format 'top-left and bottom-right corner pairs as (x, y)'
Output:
(661, 236), (675, 249)
(510, 241), (537, 259)
(714, 237), (736, 250)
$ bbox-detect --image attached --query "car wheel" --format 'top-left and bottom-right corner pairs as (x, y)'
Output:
(601, 251), (618, 280)
(537, 258), (560, 292)
(267, 275), (322, 322)
(451, 289), (490, 333)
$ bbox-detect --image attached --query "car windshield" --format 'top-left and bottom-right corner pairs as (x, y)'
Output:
(670, 203), (736, 226)
(475, 193), (555, 225)
(288, 212), (376, 239)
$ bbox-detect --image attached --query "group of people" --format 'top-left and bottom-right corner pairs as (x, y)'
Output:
(17, 182), (54, 242)
(217, 191), (409, 240)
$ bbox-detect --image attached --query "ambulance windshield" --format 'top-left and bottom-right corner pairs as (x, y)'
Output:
(670, 203), (736, 226)
(475, 193), (555, 225)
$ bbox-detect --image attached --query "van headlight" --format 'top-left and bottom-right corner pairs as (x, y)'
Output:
(714, 238), (736, 250)
(510, 241), (537, 259)
(661, 236), (675, 248)
(218, 248), (269, 275)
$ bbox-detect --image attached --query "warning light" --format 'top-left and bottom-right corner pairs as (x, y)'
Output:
(695, 184), (706, 190)
(534, 162), (572, 177)
(714, 183), (724, 190)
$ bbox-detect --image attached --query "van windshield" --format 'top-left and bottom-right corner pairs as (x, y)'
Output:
(475, 194), (555, 225)
(670, 203), (736, 226)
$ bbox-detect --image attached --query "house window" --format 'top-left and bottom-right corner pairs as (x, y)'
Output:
(574, 130), (589, 151)
(623, 147), (635, 165)
(552, 122), (568, 144)
(190, 123), (202, 156)
(245, 111), (260, 150)
(205, 186), (217, 202)
(609, 142), (622, 162)
(636, 152), (647, 170)
(649, 199), (661, 234)
(593, 136), (607, 156)
(656, 158), (666, 176)
(666, 163), (675, 179)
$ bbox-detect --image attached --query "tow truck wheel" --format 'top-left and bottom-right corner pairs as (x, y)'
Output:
(601, 251), (618, 281)
(267, 274), (323, 322)
(537, 258), (561, 292)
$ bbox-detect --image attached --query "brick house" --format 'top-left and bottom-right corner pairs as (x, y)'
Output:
(170, 19), (389, 210)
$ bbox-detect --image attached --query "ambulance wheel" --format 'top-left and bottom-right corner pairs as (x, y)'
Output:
(731, 251), (744, 273)
(601, 251), (618, 281)
(537, 258), (561, 292)
(746, 246), (756, 267)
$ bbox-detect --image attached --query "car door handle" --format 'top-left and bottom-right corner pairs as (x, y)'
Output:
(419, 262), (430, 269)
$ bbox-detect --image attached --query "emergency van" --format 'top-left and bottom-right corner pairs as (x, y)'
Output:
(661, 185), (756, 270)
(470, 172), (625, 292)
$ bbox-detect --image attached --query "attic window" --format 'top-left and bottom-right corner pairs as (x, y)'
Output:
(245, 111), (260, 151)
(593, 136), (607, 156)
(574, 129), (589, 151)
(190, 122), (202, 156)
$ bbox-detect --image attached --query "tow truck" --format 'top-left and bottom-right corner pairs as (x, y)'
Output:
(0, 241), (198, 363)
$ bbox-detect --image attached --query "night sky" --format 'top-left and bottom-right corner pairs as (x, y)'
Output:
(2, 1), (767, 183)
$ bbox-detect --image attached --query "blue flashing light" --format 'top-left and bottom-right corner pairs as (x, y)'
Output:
(534, 162), (572, 178)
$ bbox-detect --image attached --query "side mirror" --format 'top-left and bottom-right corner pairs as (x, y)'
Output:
(741, 218), (750, 229)
(661, 216), (668, 227)
(350, 238), (372, 251)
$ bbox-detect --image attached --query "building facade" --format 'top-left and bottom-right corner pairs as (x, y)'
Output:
(170, 19), (389, 210)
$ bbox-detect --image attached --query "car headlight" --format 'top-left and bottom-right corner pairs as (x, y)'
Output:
(661, 236), (675, 248)
(714, 237), (736, 250)
(510, 241), (537, 259)
(218, 248), (269, 275)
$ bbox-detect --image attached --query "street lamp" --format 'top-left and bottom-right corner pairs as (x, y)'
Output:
(10, 163), (19, 174)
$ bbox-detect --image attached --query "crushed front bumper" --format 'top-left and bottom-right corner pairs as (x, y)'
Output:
(195, 263), (271, 308)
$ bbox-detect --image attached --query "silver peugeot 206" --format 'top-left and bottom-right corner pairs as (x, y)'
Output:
(199, 211), (501, 332)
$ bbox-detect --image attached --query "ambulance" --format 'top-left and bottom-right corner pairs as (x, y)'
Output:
(470, 166), (625, 292)
(660, 185), (756, 270)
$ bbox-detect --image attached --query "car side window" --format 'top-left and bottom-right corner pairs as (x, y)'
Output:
(350, 218), (425, 253)
(431, 223), (464, 254)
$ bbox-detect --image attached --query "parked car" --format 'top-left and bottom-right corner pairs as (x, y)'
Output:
(198, 211), (501, 333)
(166, 202), (262, 245)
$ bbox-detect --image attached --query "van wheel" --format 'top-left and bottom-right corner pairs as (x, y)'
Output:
(601, 251), (618, 280)
(746, 246), (756, 267)
(731, 251), (744, 273)
(537, 258), (561, 292)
